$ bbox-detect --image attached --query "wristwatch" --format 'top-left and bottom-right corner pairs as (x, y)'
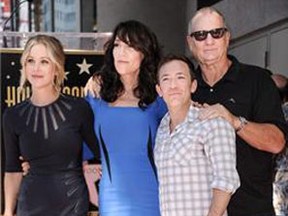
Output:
(235, 116), (248, 132)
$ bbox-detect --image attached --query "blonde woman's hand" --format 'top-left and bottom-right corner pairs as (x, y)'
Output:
(83, 161), (102, 177)
(95, 164), (102, 177)
(82, 160), (89, 173)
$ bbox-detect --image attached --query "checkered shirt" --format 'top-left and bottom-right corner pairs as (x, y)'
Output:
(154, 105), (240, 216)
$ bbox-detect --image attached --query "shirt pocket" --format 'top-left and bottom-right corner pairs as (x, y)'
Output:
(171, 135), (204, 166)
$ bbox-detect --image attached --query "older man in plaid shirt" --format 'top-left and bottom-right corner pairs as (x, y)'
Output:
(154, 54), (240, 216)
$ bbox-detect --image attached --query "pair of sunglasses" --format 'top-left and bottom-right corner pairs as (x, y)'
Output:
(190, 27), (228, 41)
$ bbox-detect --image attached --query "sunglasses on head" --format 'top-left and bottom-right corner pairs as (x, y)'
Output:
(190, 27), (228, 41)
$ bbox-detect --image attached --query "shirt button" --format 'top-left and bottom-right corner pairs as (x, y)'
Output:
(210, 88), (214, 92)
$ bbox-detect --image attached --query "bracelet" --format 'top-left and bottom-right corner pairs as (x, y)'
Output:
(235, 116), (248, 132)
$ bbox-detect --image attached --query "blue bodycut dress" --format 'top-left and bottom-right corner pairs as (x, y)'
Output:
(86, 95), (167, 216)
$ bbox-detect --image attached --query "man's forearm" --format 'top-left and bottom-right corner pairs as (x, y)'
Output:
(199, 104), (285, 154)
(207, 188), (231, 216)
(236, 121), (285, 154)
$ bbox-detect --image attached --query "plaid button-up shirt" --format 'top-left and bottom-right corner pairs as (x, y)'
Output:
(154, 105), (240, 216)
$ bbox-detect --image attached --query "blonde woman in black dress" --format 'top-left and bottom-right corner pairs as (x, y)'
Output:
(3, 35), (100, 216)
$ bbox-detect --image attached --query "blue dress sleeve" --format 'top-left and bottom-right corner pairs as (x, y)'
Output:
(154, 96), (167, 121)
(82, 94), (98, 161)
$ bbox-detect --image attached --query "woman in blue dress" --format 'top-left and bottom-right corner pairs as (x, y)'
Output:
(85, 20), (167, 216)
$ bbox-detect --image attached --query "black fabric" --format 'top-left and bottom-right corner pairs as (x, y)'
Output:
(192, 55), (287, 216)
(3, 94), (100, 215)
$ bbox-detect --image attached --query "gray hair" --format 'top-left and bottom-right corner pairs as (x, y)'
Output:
(188, 7), (227, 35)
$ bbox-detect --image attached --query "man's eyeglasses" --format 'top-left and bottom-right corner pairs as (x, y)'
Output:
(190, 27), (228, 41)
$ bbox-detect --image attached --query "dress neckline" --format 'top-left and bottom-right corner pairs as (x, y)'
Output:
(103, 100), (139, 109)
(29, 94), (62, 108)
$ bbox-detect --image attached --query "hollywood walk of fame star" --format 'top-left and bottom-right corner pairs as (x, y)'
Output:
(65, 71), (70, 80)
(77, 58), (93, 75)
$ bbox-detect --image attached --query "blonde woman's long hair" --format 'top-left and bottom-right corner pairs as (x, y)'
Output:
(19, 35), (65, 93)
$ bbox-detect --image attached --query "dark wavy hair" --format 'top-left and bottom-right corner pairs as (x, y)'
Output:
(97, 20), (162, 108)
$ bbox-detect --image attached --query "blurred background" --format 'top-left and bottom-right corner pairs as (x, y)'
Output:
(0, 0), (288, 75)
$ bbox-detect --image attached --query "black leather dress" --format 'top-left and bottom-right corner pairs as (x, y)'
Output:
(3, 94), (100, 216)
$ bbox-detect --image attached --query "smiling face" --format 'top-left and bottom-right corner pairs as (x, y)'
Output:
(113, 37), (144, 78)
(187, 9), (230, 66)
(156, 59), (197, 109)
(25, 44), (56, 91)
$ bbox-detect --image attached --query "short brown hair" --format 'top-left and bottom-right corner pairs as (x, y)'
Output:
(157, 54), (195, 83)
